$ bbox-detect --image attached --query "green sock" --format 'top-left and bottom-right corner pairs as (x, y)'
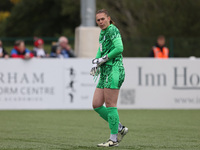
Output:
(107, 107), (119, 134)
(94, 106), (108, 122)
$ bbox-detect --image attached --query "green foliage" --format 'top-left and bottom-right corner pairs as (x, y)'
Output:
(96, 0), (200, 57)
(0, 110), (200, 149)
(1, 0), (200, 57)
(97, 0), (200, 38)
(0, 0), (13, 11)
(0, 0), (80, 37)
(2, 0), (200, 38)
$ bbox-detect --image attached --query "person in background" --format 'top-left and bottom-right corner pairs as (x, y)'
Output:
(50, 46), (65, 58)
(0, 40), (9, 58)
(11, 40), (33, 59)
(32, 38), (48, 58)
(149, 35), (169, 58)
(50, 41), (58, 56)
(50, 36), (75, 58)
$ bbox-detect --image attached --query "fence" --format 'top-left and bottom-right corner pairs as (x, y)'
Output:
(123, 37), (200, 57)
(1, 37), (200, 57)
(0, 37), (75, 54)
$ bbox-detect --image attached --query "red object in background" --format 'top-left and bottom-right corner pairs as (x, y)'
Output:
(11, 53), (34, 58)
(34, 39), (44, 47)
(11, 46), (34, 58)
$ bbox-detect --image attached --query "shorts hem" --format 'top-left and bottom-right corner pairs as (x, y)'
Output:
(96, 87), (121, 90)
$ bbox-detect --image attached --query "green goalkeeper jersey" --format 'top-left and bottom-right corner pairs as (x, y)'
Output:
(96, 24), (124, 66)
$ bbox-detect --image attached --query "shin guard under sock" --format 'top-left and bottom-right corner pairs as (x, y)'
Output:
(107, 107), (119, 134)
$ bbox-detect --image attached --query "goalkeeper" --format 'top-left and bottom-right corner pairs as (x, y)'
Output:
(90, 9), (128, 147)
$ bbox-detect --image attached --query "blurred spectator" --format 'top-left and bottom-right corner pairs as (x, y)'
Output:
(0, 40), (9, 58)
(150, 35), (169, 58)
(50, 36), (75, 58)
(51, 41), (58, 54)
(11, 40), (33, 59)
(32, 38), (48, 58)
(50, 46), (65, 58)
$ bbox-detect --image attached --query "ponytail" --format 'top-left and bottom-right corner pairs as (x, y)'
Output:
(110, 19), (115, 25)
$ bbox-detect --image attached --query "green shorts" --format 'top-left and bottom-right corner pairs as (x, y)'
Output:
(97, 65), (125, 89)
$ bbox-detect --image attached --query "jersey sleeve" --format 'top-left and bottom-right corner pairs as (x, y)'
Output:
(107, 26), (123, 59)
(10, 49), (19, 58)
(11, 49), (17, 55)
(95, 47), (101, 58)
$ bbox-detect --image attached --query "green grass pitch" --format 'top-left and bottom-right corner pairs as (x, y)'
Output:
(0, 110), (199, 150)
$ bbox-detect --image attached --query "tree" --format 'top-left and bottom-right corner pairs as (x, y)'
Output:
(97, 0), (200, 38)
(0, 0), (80, 37)
(2, 0), (200, 37)
(1, 0), (200, 57)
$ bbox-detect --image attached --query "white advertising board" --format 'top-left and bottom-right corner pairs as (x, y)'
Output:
(0, 58), (199, 110)
(119, 58), (200, 109)
(0, 59), (96, 110)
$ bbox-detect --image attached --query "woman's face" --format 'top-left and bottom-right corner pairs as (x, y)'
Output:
(96, 13), (110, 30)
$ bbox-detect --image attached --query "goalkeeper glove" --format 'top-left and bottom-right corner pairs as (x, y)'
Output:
(90, 63), (99, 76)
(90, 55), (108, 76)
(92, 55), (109, 67)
